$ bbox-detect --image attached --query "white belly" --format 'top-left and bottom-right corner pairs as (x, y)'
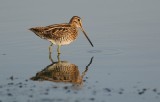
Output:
(49, 39), (75, 46)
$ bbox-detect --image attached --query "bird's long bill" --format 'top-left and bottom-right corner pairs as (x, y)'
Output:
(81, 28), (94, 47)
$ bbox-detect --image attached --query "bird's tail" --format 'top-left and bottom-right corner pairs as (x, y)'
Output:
(29, 27), (46, 39)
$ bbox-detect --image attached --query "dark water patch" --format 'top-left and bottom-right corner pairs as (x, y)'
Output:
(85, 77), (89, 79)
(1, 76), (160, 102)
(103, 88), (111, 92)
(89, 97), (95, 101)
(28, 95), (33, 98)
(53, 86), (58, 89)
(95, 81), (99, 83)
(92, 90), (97, 95)
(8, 82), (14, 85)
(8, 76), (18, 81)
(118, 88), (124, 94)
(2, 53), (6, 55)
(153, 88), (157, 92)
(74, 91), (78, 94)
(9, 76), (14, 80)
(118, 91), (123, 94)
(63, 86), (68, 90)
(66, 90), (71, 93)
(83, 79), (86, 82)
(152, 88), (160, 96)
(7, 93), (13, 96)
(40, 98), (55, 102)
(138, 88), (147, 95)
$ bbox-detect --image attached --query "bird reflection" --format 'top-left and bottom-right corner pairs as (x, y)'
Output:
(31, 52), (93, 87)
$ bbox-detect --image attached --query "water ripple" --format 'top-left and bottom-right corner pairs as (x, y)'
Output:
(88, 48), (122, 55)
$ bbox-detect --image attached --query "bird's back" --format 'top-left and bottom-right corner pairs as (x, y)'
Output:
(29, 23), (78, 45)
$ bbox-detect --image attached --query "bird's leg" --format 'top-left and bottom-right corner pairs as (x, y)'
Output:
(49, 43), (54, 63)
(49, 43), (53, 54)
(57, 45), (61, 54)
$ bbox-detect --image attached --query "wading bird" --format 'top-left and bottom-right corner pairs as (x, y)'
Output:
(29, 16), (94, 54)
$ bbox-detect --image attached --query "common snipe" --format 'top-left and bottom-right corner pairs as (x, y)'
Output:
(29, 16), (94, 54)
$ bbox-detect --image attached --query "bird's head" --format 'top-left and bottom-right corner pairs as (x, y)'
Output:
(69, 16), (94, 47)
(69, 16), (82, 28)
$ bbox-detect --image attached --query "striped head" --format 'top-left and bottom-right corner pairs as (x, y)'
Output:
(69, 16), (94, 47)
(69, 16), (82, 28)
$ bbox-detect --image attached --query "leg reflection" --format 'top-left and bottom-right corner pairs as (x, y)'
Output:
(49, 43), (54, 63)
(57, 53), (60, 62)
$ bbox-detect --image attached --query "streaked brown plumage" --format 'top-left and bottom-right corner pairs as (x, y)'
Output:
(29, 16), (94, 54)
(31, 55), (94, 87)
(31, 61), (82, 84)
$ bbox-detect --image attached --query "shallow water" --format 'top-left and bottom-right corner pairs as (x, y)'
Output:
(1, 0), (160, 102)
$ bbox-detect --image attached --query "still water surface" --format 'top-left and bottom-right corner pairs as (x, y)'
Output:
(0, 0), (160, 102)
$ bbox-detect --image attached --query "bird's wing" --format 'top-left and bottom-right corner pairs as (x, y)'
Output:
(43, 23), (77, 39)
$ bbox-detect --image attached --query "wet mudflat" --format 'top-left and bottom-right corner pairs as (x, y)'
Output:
(0, 0), (160, 102)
